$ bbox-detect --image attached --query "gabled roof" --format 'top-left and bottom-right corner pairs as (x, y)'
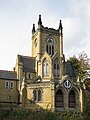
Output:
(18, 55), (36, 73)
(0, 70), (17, 80)
(65, 62), (75, 77)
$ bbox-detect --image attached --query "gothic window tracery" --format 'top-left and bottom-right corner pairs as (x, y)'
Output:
(46, 38), (54, 56)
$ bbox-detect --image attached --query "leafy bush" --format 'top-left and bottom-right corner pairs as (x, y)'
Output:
(0, 108), (83, 120)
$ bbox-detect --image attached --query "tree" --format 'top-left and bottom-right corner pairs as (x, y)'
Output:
(78, 51), (90, 79)
(79, 51), (90, 68)
(67, 52), (90, 81)
(67, 56), (80, 81)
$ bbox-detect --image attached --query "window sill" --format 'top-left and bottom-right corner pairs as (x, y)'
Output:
(34, 101), (42, 103)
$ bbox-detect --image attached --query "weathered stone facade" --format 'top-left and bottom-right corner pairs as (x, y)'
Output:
(0, 15), (85, 112)
(14, 15), (84, 112)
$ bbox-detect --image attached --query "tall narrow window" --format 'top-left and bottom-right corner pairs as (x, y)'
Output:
(43, 59), (49, 76)
(46, 38), (54, 56)
(10, 81), (14, 89)
(54, 58), (60, 77)
(69, 90), (76, 108)
(5, 81), (9, 89)
(33, 90), (37, 102)
(55, 89), (63, 107)
(38, 90), (42, 101)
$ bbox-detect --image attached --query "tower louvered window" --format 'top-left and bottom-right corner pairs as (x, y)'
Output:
(46, 38), (54, 56)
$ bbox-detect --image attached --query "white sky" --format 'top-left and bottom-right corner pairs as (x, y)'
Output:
(0, 0), (90, 70)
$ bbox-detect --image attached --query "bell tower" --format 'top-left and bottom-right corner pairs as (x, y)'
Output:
(31, 15), (64, 78)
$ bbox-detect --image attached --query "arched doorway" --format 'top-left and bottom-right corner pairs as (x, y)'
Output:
(69, 90), (76, 108)
(55, 89), (63, 108)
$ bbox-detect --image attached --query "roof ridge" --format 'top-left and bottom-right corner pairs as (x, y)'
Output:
(18, 54), (35, 59)
(0, 70), (16, 73)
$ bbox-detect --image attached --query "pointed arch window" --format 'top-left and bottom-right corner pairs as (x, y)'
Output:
(69, 90), (76, 108)
(46, 38), (54, 56)
(55, 89), (63, 107)
(54, 58), (60, 77)
(38, 90), (42, 101)
(43, 59), (49, 76)
(33, 90), (37, 102)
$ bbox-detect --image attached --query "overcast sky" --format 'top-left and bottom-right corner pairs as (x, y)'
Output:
(0, 0), (90, 70)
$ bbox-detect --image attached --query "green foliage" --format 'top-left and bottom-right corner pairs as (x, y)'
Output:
(67, 52), (89, 81)
(0, 108), (83, 120)
(67, 56), (81, 81)
(67, 56), (80, 73)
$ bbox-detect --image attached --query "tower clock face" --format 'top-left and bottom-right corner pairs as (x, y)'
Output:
(63, 79), (71, 89)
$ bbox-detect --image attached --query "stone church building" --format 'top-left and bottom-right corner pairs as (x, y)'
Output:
(0, 15), (85, 112)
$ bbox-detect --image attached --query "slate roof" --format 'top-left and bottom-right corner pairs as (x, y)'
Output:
(65, 62), (75, 77)
(0, 70), (17, 80)
(18, 55), (36, 73)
